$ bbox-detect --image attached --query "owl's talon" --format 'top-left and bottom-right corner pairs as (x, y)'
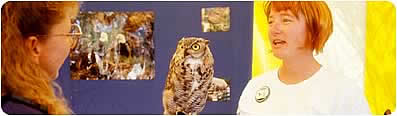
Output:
(176, 111), (186, 115)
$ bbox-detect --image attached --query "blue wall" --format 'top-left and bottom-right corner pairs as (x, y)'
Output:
(57, 2), (253, 114)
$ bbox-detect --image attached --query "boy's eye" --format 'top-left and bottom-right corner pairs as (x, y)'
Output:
(282, 18), (293, 24)
(283, 19), (292, 22)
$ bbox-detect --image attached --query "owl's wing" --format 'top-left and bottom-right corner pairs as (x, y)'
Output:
(165, 49), (195, 112)
(164, 48), (185, 89)
(169, 48), (184, 70)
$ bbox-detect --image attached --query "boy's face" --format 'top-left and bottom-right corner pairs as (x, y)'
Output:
(268, 8), (312, 60)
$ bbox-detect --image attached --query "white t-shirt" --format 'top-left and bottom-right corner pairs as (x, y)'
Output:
(238, 66), (370, 115)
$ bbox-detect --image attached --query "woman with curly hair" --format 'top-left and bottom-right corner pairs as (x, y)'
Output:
(2, 1), (80, 114)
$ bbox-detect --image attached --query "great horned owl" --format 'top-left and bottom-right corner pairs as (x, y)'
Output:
(163, 37), (214, 115)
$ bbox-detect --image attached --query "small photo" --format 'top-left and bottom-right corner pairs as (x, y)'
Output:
(202, 7), (230, 32)
(207, 77), (231, 102)
(70, 11), (155, 80)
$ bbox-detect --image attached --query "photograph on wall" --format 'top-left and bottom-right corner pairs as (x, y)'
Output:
(70, 11), (155, 80)
(201, 7), (230, 32)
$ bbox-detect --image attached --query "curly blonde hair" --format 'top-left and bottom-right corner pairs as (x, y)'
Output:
(2, 1), (79, 114)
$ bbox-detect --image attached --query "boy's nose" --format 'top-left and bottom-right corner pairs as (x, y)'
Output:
(270, 22), (282, 36)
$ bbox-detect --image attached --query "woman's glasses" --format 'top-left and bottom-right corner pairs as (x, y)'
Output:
(37, 24), (82, 48)
(68, 24), (82, 48)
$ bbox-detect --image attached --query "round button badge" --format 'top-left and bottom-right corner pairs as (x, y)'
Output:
(255, 86), (270, 103)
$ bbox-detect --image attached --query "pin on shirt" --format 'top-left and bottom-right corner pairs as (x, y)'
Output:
(255, 86), (270, 103)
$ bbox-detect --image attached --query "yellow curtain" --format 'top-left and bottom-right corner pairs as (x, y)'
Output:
(252, 1), (281, 78)
(365, 1), (396, 114)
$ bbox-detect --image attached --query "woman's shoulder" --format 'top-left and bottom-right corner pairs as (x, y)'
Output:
(1, 95), (48, 114)
(238, 70), (278, 114)
(318, 66), (359, 86)
(314, 66), (370, 113)
(250, 70), (278, 84)
(242, 70), (278, 94)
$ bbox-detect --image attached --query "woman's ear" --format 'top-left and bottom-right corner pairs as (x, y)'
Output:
(25, 36), (41, 64)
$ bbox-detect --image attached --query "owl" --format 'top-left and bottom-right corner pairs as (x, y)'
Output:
(163, 37), (214, 115)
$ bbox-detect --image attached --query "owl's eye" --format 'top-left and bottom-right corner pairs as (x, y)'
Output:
(192, 44), (200, 50)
